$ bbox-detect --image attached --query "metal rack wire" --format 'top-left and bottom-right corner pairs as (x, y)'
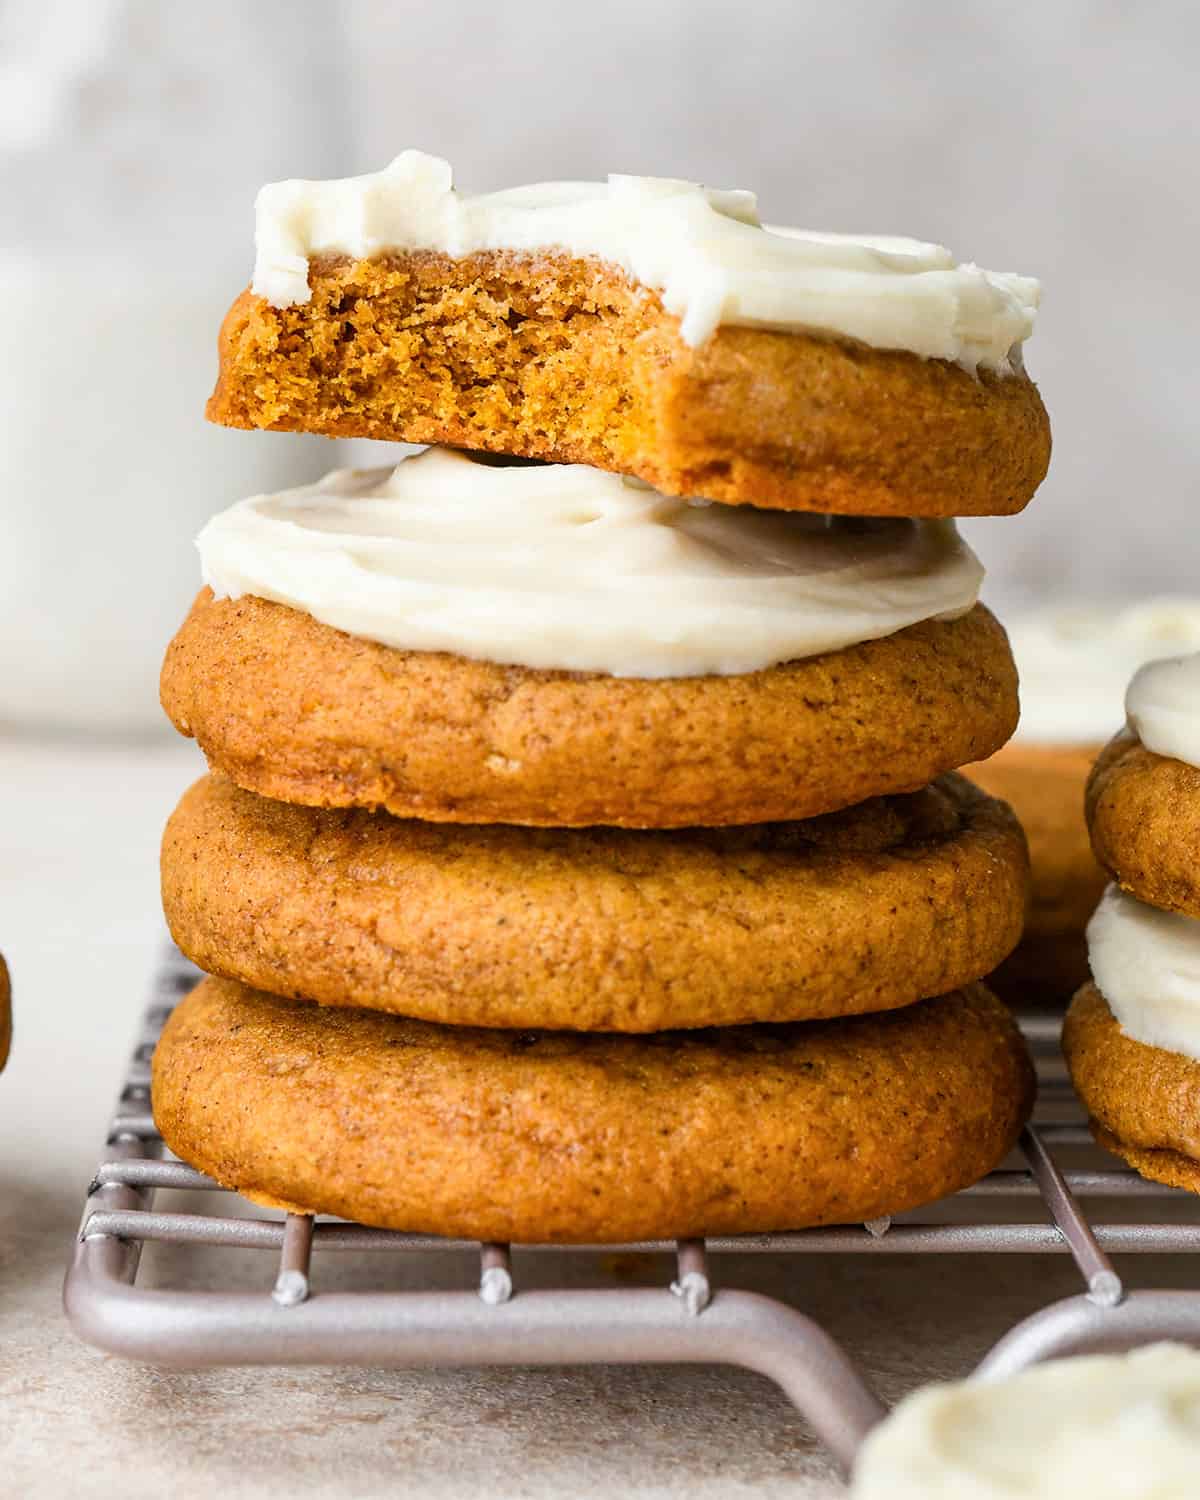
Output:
(64, 949), (1200, 1475)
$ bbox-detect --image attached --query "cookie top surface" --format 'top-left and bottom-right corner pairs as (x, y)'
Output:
(163, 771), (1027, 1031)
(199, 447), (984, 678)
(152, 976), (1033, 1242)
(1087, 730), (1200, 918)
(161, 591), (1017, 828)
(253, 152), (1037, 372)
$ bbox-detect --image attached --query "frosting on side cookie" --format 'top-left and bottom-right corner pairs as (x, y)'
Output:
(1088, 884), (1200, 1061)
(1008, 600), (1200, 746)
(251, 150), (1038, 371)
(852, 1343), (1200, 1499)
(198, 447), (984, 678)
(1127, 651), (1200, 770)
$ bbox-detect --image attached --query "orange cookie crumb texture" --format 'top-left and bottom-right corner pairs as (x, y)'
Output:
(207, 252), (1050, 518)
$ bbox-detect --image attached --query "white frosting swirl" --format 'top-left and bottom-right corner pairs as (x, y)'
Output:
(1126, 652), (1200, 770)
(1088, 885), (1200, 1061)
(1008, 601), (1200, 746)
(852, 1344), (1200, 1500)
(197, 447), (984, 679)
(251, 150), (1038, 372)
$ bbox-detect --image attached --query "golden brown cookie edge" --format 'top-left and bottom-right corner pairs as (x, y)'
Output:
(152, 976), (1034, 1243)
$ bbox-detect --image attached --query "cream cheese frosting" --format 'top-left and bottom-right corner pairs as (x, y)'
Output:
(852, 1343), (1200, 1499)
(1126, 651), (1200, 770)
(1008, 600), (1200, 746)
(197, 446), (985, 679)
(251, 150), (1038, 371)
(1088, 885), (1200, 1062)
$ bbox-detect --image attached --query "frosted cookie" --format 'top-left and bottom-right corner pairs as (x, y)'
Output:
(161, 452), (1017, 828)
(1065, 975), (1200, 1193)
(153, 976), (1033, 1243)
(968, 602), (1200, 1004)
(162, 772), (1027, 1032)
(852, 1343), (1200, 1499)
(0, 954), (9, 1071)
(1088, 654), (1200, 919)
(207, 152), (1050, 518)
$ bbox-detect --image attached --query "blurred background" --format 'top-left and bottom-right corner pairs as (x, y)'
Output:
(1, 0), (1197, 734)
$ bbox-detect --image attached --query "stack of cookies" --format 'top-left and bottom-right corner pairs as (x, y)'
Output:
(152, 153), (1049, 1243)
(1066, 651), (1200, 1190)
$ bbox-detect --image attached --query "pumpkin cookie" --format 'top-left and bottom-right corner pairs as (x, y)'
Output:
(161, 592), (1018, 829)
(1087, 731), (1200, 920)
(0, 954), (10, 1071)
(964, 600), (1200, 1006)
(209, 156), (1049, 518)
(162, 771), (1027, 1032)
(968, 742), (1104, 1006)
(1065, 983), (1200, 1191)
(153, 976), (1034, 1242)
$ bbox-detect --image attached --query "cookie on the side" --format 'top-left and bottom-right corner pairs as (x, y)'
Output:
(162, 772), (1028, 1032)
(161, 592), (1018, 829)
(1087, 730), (1200, 920)
(0, 954), (10, 1072)
(153, 977), (1034, 1243)
(1065, 982), (1200, 1192)
(968, 741), (1104, 1006)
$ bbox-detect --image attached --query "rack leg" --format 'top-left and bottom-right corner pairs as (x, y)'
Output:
(672, 1240), (711, 1315)
(479, 1243), (514, 1306)
(1021, 1126), (1123, 1307)
(272, 1214), (314, 1307)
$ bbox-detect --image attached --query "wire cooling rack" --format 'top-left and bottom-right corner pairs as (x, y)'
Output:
(65, 948), (1200, 1474)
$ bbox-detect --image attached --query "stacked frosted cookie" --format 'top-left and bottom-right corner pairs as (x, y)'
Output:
(970, 601), (1200, 1006)
(153, 153), (1047, 1242)
(1066, 653), (1200, 1189)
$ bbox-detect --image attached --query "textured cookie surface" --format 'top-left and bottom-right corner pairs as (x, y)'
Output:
(968, 740), (1104, 1005)
(1065, 983), (1200, 1189)
(1087, 731), (1200, 920)
(206, 253), (1050, 518)
(162, 772), (1028, 1032)
(161, 592), (1018, 829)
(153, 977), (1034, 1242)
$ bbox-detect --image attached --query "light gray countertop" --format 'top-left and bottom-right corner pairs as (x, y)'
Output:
(3, 734), (1197, 1498)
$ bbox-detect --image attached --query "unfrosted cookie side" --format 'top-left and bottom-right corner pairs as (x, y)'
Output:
(153, 977), (1034, 1242)
(161, 771), (1028, 1032)
(160, 592), (1019, 829)
(1087, 731), (1200, 920)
